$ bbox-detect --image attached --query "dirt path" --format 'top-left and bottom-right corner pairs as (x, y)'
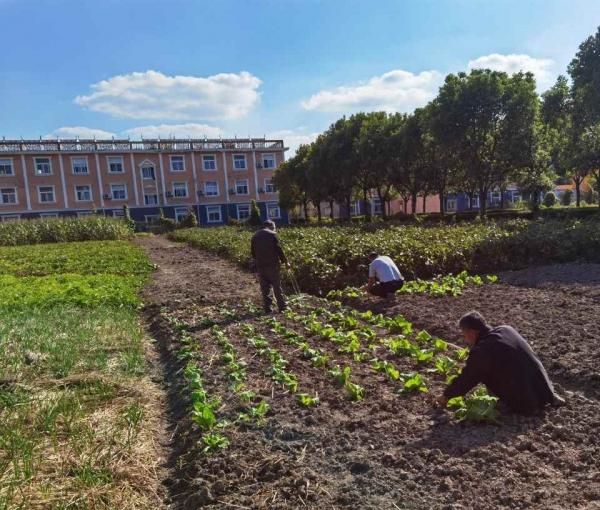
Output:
(138, 237), (600, 510)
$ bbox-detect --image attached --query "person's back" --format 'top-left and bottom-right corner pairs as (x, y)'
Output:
(454, 325), (555, 413)
(369, 255), (403, 283)
(251, 228), (285, 268)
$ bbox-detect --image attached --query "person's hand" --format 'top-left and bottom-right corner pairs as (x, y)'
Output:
(435, 394), (448, 408)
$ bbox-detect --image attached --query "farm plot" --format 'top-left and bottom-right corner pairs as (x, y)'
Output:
(139, 236), (600, 510)
(0, 240), (163, 509)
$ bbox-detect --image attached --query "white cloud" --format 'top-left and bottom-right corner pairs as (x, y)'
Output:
(122, 123), (223, 139)
(267, 129), (319, 156)
(467, 53), (555, 87)
(301, 70), (442, 113)
(44, 126), (117, 139)
(75, 70), (262, 120)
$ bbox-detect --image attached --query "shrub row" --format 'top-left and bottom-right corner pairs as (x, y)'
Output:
(0, 217), (133, 246)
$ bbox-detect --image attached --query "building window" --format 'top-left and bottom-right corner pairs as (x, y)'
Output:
(170, 155), (185, 172)
(237, 204), (251, 220)
(0, 159), (14, 176)
(264, 178), (276, 193)
(38, 186), (55, 203)
(350, 200), (360, 216)
(40, 212), (58, 218)
(203, 155), (216, 171)
(233, 154), (247, 170)
(204, 181), (219, 197)
(77, 211), (93, 217)
(446, 198), (457, 212)
(372, 198), (382, 215)
(112, 209), (125, 218)
(235, 179), (249, 195)
(172, 182), (188, 198)
(35, 157), (52, 175)
(0, 188), (17, 204)
(144, 215), (160, 224)
(471, 194), (480, 209)
(267, 203), (280, 219)
(511, 191), (521, 203)
(110, 184), (127, 200)
(72, 157), (89, 175)
(175, 207), (189, 222)
(144, 193), (158, 205)
(75, 185), (92, 202)
(206, 205), (222, 223)
(108, 156), (124, 173)
(2, 214), (20, 222)
(141, 165), (155, 180)
(262, 154), (276, 169)
(491, 191), (501, 205)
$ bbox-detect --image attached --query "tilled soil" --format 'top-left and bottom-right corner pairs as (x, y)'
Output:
(138, 237), (600, 510)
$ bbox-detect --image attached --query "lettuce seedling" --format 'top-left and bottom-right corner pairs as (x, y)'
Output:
(297, 393), (320, 407)
(345, 382), (365, 401)
(399, 373), (428, 394)
(202, 433), (230, 454)
(329, 365), (351, 386)
(451, 387), (500, 424)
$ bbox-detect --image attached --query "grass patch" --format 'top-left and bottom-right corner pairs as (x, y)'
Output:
(0, 241), (160, 509)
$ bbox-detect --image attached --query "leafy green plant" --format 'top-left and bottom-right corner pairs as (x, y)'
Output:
(345, 382), (365, 401)
(399, 373), (428, 394)
(297, 393), (320, 407)
(449, 387), (500, 424)
(202, 433), (230, 454)
(329, 365), (351, 386)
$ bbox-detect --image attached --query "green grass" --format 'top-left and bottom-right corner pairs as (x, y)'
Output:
(0, 240), (158, 509)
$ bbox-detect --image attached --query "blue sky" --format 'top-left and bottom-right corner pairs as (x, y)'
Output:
(1, 0), (599, 153)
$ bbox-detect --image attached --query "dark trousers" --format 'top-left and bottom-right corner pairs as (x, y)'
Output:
(370, 279), (404, 297)
(258, 265), (286, 312)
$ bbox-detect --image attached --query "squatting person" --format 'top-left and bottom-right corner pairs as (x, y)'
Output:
(364, 252), (405, 298)
(435, 311), (565, 414)
(250, 220), (288, 314)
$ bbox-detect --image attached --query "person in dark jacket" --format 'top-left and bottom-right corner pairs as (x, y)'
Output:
(250, 220), (288, 313)
(436, 311), (565, 414)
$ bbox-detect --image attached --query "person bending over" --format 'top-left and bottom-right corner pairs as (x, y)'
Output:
(436, 311), (565, 414)
(364, 252), (404, 298)
(250, 220), (289, 314)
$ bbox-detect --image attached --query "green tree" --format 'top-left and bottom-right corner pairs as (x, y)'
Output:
(543, 191), (557, 208)
(562, 189), (573, 206)
(249, 200), (262, 226)
(273, 147), (311, 219)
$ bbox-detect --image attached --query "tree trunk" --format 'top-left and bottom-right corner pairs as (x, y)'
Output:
(377, 188), (386, 218)
(500, 190), (506, 209)
(596, 171), (600, 207)
(439, 193), (445, 216)
(363, 188), (370, 219)
(403, 198), (408, 214)
(411, 191), (417, 214)
(302, 200), (309, 220)
(575, 178), (582, 207)
(480, 187), (488, 218)
(316, 202), (322, 223)
(329, 200), (335, 220)
(422, 194), (427, 214)
(346, 196), (351, 220)
(468, 192), (474, 210)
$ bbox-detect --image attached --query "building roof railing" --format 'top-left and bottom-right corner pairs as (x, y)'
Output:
(0, 138), (287, 153)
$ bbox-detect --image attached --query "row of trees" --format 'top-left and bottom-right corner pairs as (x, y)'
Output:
(275, 27), (600, 218)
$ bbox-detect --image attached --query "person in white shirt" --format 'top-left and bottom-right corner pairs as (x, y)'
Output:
(364, 252), (404, 298)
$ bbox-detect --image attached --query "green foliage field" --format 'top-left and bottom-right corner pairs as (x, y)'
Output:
(0, 240), (157, 508)
(171, 217), (600, 294)
(0, 216), (132, 246)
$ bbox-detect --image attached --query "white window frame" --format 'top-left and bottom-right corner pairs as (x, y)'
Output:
(267, 202), (281, 219)
(372, 197), (383, 215)
(77, 211), (93, 217)
(40, 212), (59, 218)
(110, 183), (128, 201)
(0, 187), (18, 205)
(350, 200), (360, 216)
(107, 156), (125, 174)
(141, 165), (156, 180)
(235, 179), (249, 195)
(170, 155), (185, 172)
(262, 153), (276, 169)
(112, 209), (125, 218)
(491, 191), (502, 205)
(74, 184), (92, 202)
(471, 194), (480, 209)
(446, 198), (457, 212)
(206, 205), (222, 223)
(0, 158), (14, 176)
(236, 203), (251, 220)
(233, 154), (247, 170)
(172, 182), (189, 198)
(202, 154), (216, 171)
(175, 207), (189, 222)
(2, 214), (20, 222)
(38, 185), (56, 204)
(511, 191), (521, 203)
(144, 214), (160, 224)
(204, 181), (219, 197)
(34, 157), (52, 176)
(71, 156), (89, 175)
(144, 193), (159, 205)
(264, 178), (276, 193)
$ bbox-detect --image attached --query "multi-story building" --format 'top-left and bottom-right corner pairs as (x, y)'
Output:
(0, 138), (288, 224)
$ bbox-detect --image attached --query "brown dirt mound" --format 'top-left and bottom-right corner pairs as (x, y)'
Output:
(138, 237), (600, 510)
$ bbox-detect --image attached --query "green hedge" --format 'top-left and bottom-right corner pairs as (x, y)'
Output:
(0, 217), (133, 246)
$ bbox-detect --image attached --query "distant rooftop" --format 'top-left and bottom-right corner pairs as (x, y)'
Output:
(0, 138), (287, 153)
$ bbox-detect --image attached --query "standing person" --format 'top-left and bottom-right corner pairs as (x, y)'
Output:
(435, 311), (565, 414)
(251, 220), (288, 313)
(364, 252), (404, 298)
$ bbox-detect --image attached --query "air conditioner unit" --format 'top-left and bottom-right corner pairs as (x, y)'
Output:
(103, 193), (111, 200)
(166, 191), (173, 198)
